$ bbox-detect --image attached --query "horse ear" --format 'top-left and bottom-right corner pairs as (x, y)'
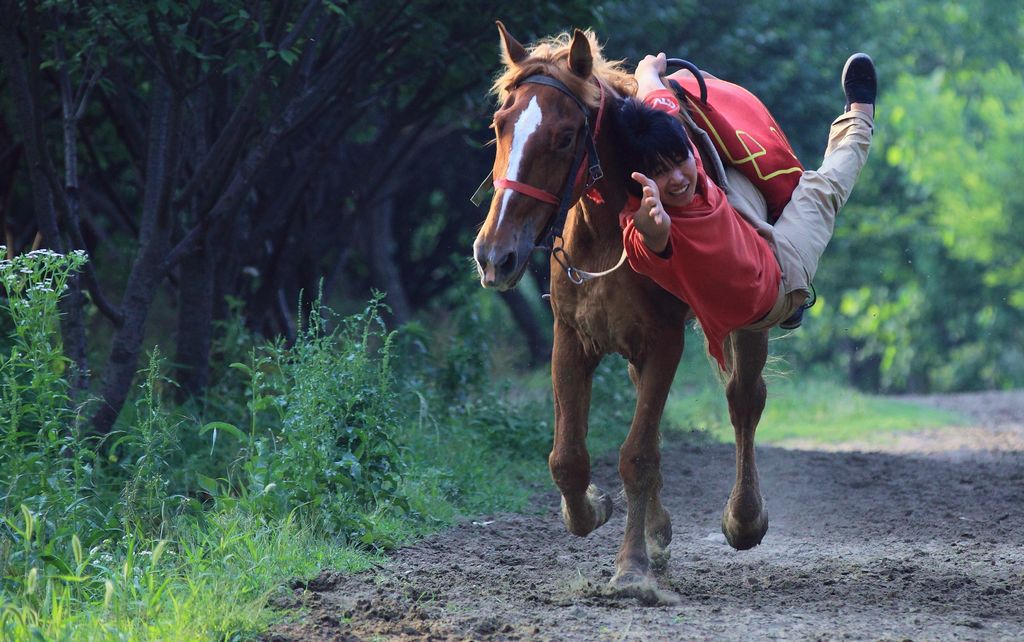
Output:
(496, 20), (527, 65)
(568, 28), (593, 78)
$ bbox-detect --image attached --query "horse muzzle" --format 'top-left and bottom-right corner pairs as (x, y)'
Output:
(474, 238), (533, 291)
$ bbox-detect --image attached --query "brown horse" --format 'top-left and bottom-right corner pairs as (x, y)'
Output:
(473, 24), (771, 597)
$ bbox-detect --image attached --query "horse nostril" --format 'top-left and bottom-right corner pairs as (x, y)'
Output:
(497, 251), (517, 274)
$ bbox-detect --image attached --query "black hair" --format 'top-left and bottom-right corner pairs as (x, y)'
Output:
(610, 97), (692, 197)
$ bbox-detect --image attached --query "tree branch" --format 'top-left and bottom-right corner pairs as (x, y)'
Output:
(146, 10), (185, 94)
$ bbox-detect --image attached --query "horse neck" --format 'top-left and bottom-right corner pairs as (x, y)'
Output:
(565, 117), (630, 251)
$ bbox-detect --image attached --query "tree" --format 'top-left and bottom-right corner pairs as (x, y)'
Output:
(1, 1), (600, 433)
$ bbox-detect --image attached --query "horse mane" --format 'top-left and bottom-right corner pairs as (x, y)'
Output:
(490, 29), (638, 107)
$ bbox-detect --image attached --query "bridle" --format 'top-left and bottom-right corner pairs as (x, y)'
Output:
(472, 74), (628, 285)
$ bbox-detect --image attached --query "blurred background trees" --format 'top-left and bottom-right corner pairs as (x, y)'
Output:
(2, 0), (1022, 433)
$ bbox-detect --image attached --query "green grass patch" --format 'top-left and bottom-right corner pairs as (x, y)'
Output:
(1, 509), (384, 640)
(756, 378), (964, 443)
(663, 330), (965, 445)
(1, 271), (642, 640)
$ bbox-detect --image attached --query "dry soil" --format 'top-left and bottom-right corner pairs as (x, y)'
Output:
(267, 391), (1024, 641)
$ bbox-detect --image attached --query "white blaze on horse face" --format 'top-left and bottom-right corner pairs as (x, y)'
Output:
(497, 95), (543, 229)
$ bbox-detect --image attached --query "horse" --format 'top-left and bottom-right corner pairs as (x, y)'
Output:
(472, 23), (771, 597)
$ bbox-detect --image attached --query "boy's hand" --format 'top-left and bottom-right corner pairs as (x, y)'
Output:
(636, 53), (667, 77)
(635, 53), (669, 99)
(630, 172), (670, 254)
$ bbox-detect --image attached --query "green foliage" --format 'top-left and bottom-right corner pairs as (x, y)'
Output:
(1, 506), (380, 640)
(872, 0), (1024, 73)
(0, 260), (636, 638)
(116, 348), (180, 533)
(789, 59), (1024, 391)
(886, 66), (1024, 297)
(237, 293), (406, 541)
(0, 248), (94, 528)
(393, 288), (553, 517)
(663, 329), (965, 443)
(0, 259), (399, 638)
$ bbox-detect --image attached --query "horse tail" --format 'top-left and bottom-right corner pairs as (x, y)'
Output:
(715, 332), (733, 388)
(716, 327), (791, 388)
(693, 320), (732, 388)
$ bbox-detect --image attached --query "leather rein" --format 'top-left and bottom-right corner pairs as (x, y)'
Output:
(471, 74), (628, 285)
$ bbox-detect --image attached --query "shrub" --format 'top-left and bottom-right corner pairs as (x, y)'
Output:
(0, 248), (93, 528)
(237, 294), (406, 540)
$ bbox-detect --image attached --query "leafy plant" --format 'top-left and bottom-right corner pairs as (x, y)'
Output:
(115, 348), (180, 534)
(0, 248), (93, 528)
(235, 293), (406, 541)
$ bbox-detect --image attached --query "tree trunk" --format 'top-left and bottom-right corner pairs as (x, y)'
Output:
(500, 288), (550, 368)
(174, 238), (215, 400)
(366, 197), (412, 327)
(0, 14), (89, 396)
(92, 78), (180, 435)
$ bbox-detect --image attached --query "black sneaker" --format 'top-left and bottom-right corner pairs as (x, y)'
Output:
(779, 305), (804, 330)
(842, 53), (876, 111)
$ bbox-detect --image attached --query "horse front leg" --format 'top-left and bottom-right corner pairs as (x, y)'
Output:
(612, 334), (683, 589)
(549, 322), (612, 537)
(721, 328), (770, 550)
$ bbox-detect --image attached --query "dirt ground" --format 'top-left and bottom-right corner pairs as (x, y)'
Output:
(267, 391), (1024, 641)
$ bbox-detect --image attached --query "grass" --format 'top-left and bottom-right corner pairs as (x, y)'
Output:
(0, 263), (968, 640)
(0, 272), (644, 641)
(663, 328), (966, 445)
(0, 510), (385, 640)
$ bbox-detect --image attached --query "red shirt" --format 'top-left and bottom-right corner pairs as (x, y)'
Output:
(620, 91), (781, 369)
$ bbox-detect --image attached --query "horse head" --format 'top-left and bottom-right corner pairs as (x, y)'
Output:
(473, 22), (602, 291)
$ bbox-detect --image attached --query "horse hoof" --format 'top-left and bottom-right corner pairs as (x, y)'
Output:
(721, 505), (769, 551)
(560, 484), (613, 536)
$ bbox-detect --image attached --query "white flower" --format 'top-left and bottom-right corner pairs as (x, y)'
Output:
(27, 249), (60, 258)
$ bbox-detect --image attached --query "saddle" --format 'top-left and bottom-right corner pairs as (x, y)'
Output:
(667, 71), (803, 224)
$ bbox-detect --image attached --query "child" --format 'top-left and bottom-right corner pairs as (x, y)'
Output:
(613, 52), (875, 368)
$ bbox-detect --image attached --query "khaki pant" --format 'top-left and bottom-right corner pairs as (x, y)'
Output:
(728, 110), (874, 330)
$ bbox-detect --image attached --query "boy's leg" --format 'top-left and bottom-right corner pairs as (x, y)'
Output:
(771, 110), (873, 296)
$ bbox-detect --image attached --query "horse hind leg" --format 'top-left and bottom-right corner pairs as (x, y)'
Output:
(721, 329), (770, 550)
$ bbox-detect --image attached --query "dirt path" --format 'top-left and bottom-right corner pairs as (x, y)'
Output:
(268, 392), (1024, 641)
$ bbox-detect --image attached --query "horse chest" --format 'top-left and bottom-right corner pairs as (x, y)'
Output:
(552, 271), (689, 360)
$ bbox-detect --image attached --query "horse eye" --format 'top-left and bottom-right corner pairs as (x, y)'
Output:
(555, 130), (576, 151)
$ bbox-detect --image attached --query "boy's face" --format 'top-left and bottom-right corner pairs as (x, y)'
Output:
(652, 155), (698, 209)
